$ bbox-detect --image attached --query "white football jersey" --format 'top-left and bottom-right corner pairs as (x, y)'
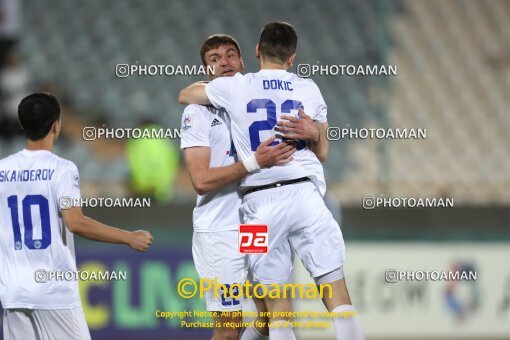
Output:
(180, 104), (242, 232)
(0, 149), (81, 309)
(205, 69), (327, 195)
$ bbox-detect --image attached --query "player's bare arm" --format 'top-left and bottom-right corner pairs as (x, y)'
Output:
(184, 135), (296, 195)
(277, 109), (329, 162)
(309, 122), (329, 162)
(178, 82), (210, 105)
(61, 207), (153, 252)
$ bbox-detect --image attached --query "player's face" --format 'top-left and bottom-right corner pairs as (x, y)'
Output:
(204, 44), (244, 79)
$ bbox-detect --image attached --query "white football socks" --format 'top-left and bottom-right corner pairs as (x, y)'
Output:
(332, 305), (365, 340)
(240, 326), (269, 340)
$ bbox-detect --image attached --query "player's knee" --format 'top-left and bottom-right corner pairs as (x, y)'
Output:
(264, 297), (292, 314)
(213, 326), (242, 340)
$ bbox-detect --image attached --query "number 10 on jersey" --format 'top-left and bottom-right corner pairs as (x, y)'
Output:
(7, 194), (52, 250)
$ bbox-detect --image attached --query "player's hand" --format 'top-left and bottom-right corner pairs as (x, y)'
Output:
(277, 109), (320, 143)
(255, 135), (296, 168)
(127, 230), (153, 252)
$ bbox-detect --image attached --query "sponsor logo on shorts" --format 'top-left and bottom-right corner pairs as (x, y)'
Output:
(239, 224), (268, 254)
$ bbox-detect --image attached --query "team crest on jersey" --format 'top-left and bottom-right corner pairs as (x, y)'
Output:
(211, 118), (222, 127)
(74, 175), (80, 187)
(182, 114), (192, 131)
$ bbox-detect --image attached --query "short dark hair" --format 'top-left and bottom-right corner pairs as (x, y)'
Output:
(200, 34), (242, 66)
(259, 22), (297, 64)
(18, 93), (61, 141)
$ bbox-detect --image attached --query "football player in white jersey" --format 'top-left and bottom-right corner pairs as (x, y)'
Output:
(181, 34), (299, 340)
(179, 22), (365, 340)
(0, 93), (153, 340)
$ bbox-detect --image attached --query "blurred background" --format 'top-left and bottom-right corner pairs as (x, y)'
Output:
(0, 0), (509, 339)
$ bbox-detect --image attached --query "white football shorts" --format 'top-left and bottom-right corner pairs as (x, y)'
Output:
(192, 230), (248, 311)
(241, 180), (345, 284)
(3, 307), (90, 340)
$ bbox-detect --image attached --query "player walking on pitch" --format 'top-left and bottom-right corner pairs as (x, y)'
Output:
(179, 22), (365, 340)
(0, 93), (153, 340)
